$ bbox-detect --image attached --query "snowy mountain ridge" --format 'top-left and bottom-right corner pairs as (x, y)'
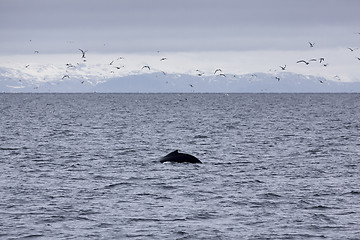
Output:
(1, 66), (359, 93)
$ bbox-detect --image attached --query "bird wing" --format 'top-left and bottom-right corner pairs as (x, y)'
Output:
(214, 69), (222, 74)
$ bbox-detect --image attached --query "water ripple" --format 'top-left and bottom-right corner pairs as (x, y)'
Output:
(1, 93), (359, 239)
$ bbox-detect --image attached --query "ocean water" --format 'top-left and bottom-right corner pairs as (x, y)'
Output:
(0, 93), (359, 240)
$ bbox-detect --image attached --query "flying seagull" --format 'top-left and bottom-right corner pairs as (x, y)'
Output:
(62, 75), (70, 79)
(348, 47), (359, 52)
(214, 68), (222, 74)
(308, 41), (315, 47)
(319, 58), (325, 63)
(279, 65), (286, 70)
(142, 65), (150, 70)
(160, 58), (167, 61)
(196, 70), (205, 76)
(79, 49), (87, 58)
(297, 59), (316, 65)
(275, 76), (280, 81)
(296, 60), (310, 65)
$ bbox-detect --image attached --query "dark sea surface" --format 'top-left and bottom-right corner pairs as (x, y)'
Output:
(1, 93), (359, 240)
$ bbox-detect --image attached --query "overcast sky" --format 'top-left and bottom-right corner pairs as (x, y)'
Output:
(1, 0), (360, 84)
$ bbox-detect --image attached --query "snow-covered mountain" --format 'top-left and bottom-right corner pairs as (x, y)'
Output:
(95, 72), (360, 93)
(1, 66), (360, 93)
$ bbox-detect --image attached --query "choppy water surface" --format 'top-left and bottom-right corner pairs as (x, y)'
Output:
(1, 93), (359, 239)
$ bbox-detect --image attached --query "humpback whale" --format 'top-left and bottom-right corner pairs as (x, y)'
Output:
(160, 150), (202, 164)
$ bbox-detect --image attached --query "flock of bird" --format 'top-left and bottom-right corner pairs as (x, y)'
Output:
(23, 36), (360, 89)
(272, 40), (359, 83)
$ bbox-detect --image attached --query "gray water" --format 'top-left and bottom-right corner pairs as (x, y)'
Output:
(1, 93), (359, 240)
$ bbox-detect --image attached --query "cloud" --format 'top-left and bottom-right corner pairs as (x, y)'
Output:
(1, 0), (360, 85)
(1, 0), (360, 54)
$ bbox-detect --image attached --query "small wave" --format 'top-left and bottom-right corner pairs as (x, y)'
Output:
(126, 217), (161, 223)
(186, 211), (218, 220)
(96, 222), (113, 228)
(340, 190), (360, 196)
(194, 135), (208, 139)
(254, 179), (265, 183)
(19, 234), (45, 239)
(307, 205), (333, 210)
(335, 211), (356, 216)
(0, 147), (20, 150)
(104, 182), (130, 189)
(282, 233), (327, 239)
(260, 192), (282, 198)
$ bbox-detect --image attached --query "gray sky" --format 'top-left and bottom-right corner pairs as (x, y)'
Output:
(1, 0), (360, 86)
(1, 0), (359, 53)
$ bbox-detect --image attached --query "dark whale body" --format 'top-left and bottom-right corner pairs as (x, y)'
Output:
(160, 150), (202, 164)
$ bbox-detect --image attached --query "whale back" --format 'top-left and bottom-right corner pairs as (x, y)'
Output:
(160, 150), (202, 164)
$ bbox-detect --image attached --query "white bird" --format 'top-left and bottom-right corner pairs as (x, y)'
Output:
(297, 60), (310, 65)
(308, 41), (315, 47)
(297, 59), (316, 65)
(214, 68), (222, 74)
(348, 47), (359, 52)
(142, 65), (150, 70)
(279, 65), (286, 70)
(79, 49), (87, 58)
